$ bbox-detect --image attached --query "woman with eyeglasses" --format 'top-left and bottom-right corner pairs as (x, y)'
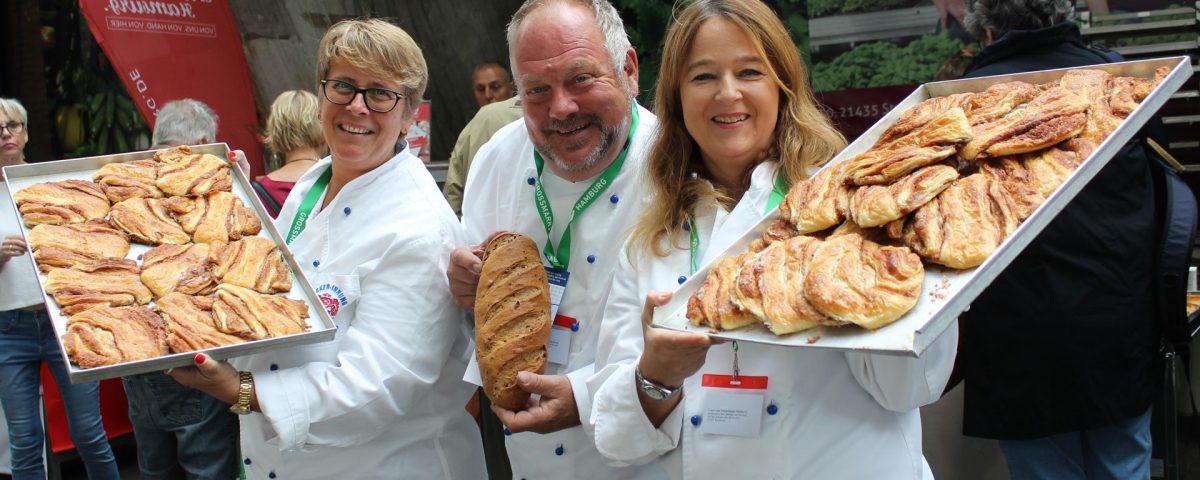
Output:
(168, 20), (485, 479)
(0, 98), (121, 479)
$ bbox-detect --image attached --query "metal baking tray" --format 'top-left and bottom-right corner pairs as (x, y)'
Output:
(2, 143), (336, 382)
(653, 56), (1194, 356)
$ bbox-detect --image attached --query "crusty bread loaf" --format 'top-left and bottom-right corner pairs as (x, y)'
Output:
(474, 232), (551, 411)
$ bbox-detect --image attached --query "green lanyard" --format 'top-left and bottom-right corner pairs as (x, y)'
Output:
(285, 166), (333, 244)
(533, 105), (639, 270)
(687, 169), (787, 275)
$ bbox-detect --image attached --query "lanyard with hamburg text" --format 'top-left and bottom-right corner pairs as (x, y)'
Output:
(532, 105), (639, 270)
(285, 166), (333, 244)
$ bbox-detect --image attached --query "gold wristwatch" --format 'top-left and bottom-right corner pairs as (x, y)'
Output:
(229, 371), (254, 415)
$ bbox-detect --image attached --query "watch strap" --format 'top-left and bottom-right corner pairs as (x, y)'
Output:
(230, 371), (254, 415)
(635, 366), (679, 401)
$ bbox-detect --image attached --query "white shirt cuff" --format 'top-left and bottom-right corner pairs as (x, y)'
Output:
(253, 368), (311, 452)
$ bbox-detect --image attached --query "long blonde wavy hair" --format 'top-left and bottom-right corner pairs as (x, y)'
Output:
(631, 0), (846, 258)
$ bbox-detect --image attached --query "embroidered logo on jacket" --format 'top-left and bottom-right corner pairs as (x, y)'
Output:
(315, 283), (348, 317)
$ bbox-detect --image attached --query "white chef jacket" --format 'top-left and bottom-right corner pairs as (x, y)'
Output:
(231, 150), (485, 480)
(461, 105), (668, 479)
(588, 161), (959, 479)
(0, 182), (41, 311)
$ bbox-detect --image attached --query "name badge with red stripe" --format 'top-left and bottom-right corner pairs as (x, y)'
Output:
(547, 314), (576, 365)
(699, 374), (768, 438)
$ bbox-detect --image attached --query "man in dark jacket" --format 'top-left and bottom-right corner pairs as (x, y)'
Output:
(958, 0), (1164, 478)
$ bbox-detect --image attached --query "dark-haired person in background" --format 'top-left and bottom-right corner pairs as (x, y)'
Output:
(957, 1), (1167, 478)
(472, 61), (516, 108)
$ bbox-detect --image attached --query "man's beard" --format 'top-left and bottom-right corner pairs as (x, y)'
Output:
(536, 112), (626, 174)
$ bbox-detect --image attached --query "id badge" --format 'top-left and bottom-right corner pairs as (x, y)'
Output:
(548, 314), (576, 365)
(544, 267), (573, 365)
(699, 374), (769, 438)
(545, 266), (569, 319)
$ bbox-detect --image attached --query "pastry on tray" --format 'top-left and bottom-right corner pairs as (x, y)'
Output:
(758, 236), (841, 334)
(841, 107), (973, 186)
(140, 243), (217, 298)
(208, 237), (291, 294)
(156, 150), (232, 197)
(12, 180), (109, 227)
(109, 197), (191, 245)
(848, 164), (959, 228)
(28, 220), (130, 271)
(687, 252), (758, 331)
(778, 162), (851, 234)
(61, 305), (168, 368)
(93, 159), (162, 203)
(961, 86), (1089, 160)
(157, 293), (245, 353)
(43, 258), (153, 315)
(902, 173), (1020, 269)
(165, 191), (261, 244)
(803, 233), (924, 330)
(212, 283), (309, 340)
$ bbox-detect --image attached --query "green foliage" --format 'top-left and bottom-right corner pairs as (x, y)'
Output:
(615, 0), (674, 106)
(44, 4), (149, 158)
(811, 33), (968, 92)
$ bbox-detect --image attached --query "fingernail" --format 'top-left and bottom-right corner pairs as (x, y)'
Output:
(194, 353), (207, 365)
(516, 371), (531, 383)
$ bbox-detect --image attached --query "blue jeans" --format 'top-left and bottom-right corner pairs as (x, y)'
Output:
(122, 371), (239, 480)
(999, 406), (1153, 480)
(0, 309), (119, 480)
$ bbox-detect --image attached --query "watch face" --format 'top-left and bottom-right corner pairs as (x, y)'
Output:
(643, 385), (669, 401)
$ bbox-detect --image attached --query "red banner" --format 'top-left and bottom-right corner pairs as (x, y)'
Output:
(816, 84), (918, 142)
(80, 0), (264, 177)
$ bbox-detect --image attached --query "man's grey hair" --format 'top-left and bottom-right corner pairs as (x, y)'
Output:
(152, 99), (218, 147)
(506, 0), (631, 88)
(964, 0), (1075, 42)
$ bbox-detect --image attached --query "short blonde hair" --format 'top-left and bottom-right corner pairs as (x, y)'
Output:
(316, 18), (427, 115)
(0, 98), (28, 125)
(264, 90), (323, 154)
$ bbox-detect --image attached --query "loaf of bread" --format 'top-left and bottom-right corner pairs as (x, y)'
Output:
(474, 232), (551, 411)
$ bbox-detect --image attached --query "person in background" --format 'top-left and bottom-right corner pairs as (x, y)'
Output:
(472, 60), (516, 108)
(170, 18), (486, 479)
(121, 98), (241, 480)
(586, 0), (958, 477)
(255, 90), (326, 217)
(150, 99), (218, 148)
(443, 94), (522, 216)
(449, 0), (665, 478)
(0, 97), (120, 480)
(957, 1), (1165, 478)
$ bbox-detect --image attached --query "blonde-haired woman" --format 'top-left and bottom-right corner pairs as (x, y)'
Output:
(588, 1), (958, 477)
(0, 98), (120, 479)
(170, 19), (485, 479)
(254, 90), (326, 217)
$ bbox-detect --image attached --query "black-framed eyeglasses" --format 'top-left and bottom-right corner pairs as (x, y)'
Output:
(0, 122), (24, 135)
(320, 79), (406, 113)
